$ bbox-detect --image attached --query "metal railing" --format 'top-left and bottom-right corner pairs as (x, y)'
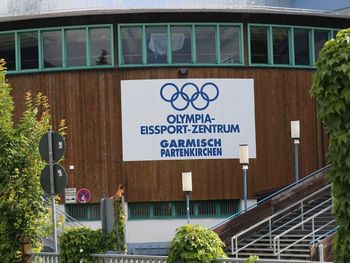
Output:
(211, 165), (330, 230)
(273, 205), (335, 259)
(91, 254), (168, 262)
(28, 252), (59, 263)
(215, 259), (333, 263)
(309, 225), (339, 262)
(28, 253), (334, 263)
(231, 184), (331, 257)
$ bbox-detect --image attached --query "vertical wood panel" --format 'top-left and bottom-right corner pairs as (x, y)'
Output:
(8, 67), (326, 203)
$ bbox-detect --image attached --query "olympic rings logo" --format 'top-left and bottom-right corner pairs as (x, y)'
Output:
(160, 82), (219, 111)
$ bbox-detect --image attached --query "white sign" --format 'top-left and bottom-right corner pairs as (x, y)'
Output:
(121, 79), (256, 161)
(65, 188), (77, 203)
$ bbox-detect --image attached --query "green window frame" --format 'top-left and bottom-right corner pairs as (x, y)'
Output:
(1, 24), (114, 74)
(128, 200), (240, 220)
(65, 203), (101, 221)
(248, 23), (340, 68)
(118, 23), (244, 67)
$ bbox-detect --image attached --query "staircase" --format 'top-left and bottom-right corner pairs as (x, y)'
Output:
(213, 165), (335, 261)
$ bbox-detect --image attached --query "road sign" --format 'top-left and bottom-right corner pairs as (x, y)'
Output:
(65, 188), (77, 203)
(39, 132), (66, 163)
(77, 188), (92, 204)
(40, 164), (67, 194)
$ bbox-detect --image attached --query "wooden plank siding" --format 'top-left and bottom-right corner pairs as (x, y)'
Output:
(7, 67), (326, 203)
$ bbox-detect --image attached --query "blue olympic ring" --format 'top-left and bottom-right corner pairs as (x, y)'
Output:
(160, 82), (219, 111)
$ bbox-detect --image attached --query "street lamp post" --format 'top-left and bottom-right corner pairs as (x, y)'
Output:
(291, 120), (300, 182)
(239, 144), (249, 211)
(182, 171), (192, 224)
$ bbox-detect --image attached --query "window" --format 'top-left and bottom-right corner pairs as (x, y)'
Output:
(66, 29), (86, 67)
(171, 26), (192, 64)
(294, 29), (310, 66)
(146, 26), (168, 64)
(118, 23), (243, 66)
(129, 203), (150, 218)
(0, 33), (15, 70)
(153, 202), (172, 217)
(273, 28), (289, 65)
(220, 26), (241, 64)
(0, 25), (113, 73)
(128, 200), (239, 219)
(248, 24), (339, 67)
(314, 30), (329, 62)
(196, 26), (216, 64)
(120, 27), (143, 65)
(250, 27), (268, 64)
(90, 28), (112, 66)
(20, 32), (39, 69)
(43, 31), (62, 68)
(66, 204), (101, 221)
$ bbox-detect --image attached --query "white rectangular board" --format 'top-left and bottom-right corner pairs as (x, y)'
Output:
(121, 79), (256, 161)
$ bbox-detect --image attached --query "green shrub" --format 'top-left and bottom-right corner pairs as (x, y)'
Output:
(167, 224), (226, 263)
(246, 255), (259, 263)
(59, 227), (112, 263)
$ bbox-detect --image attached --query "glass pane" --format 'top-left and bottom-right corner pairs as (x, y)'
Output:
(90, 28), (111, 66)
(20, 32), (39, 69)
(66, 29), (86, 67)
(171, 26), (192, 64)
(198, 201), (216, 216)
(0, 33), (16, 70)
(220, 200), (239, 215)
(333, 30), (338, 39)
(146, 26), (167, 64)
(250, 27), (268, 64)
(153, 202), (172, 217)
(220, 26), (241, 64)
(120, 27), (142, 65)
(129, 203), (150, 218)
(43, 31), (62, 68)
(273, 28), (289, 64)
(294, 29), (310, 65)
(314, 30), (329, 61)
(196, 26), (216, 64)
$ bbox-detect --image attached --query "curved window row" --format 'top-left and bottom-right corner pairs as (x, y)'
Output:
(0, 24), (114, 73)
(249, 24), (338, 67)
(118, 23), (244, 66)
(0, 23), (340, 73)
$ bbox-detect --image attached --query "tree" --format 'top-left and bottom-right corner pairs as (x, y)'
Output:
(0, 59), (54, 262)
(311, 29), (350, 263)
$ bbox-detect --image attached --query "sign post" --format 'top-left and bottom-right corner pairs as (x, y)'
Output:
(39, 130), (66, 252)
(47, 131), (58, 253)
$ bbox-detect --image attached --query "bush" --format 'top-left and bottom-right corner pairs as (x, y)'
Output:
(59, 227), (112, 263)
(167, 224), (226, 263)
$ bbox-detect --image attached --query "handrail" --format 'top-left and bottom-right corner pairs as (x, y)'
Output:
(211, 164), (330, 229)
(274, 205), (334, 258)
(231, 196), (332, 257)
(276, 219), (335, 260)
(231, 184), (331, 255)
(309, 225), (339, 245)
(276, 219), (335, 258)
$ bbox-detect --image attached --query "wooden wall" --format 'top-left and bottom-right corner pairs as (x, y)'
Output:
(7, 67), (327, 203)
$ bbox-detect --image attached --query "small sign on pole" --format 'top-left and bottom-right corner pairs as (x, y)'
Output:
(65, 188), (77, 204)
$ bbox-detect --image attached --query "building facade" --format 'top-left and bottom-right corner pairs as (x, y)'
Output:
(1, 0), (349, 253)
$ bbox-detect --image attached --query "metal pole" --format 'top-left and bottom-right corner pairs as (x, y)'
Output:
(294, 139), (299, 182)
(48, 131), (58, 252)
(243, 166), (248, 211)
(185, 192), (190, 224)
